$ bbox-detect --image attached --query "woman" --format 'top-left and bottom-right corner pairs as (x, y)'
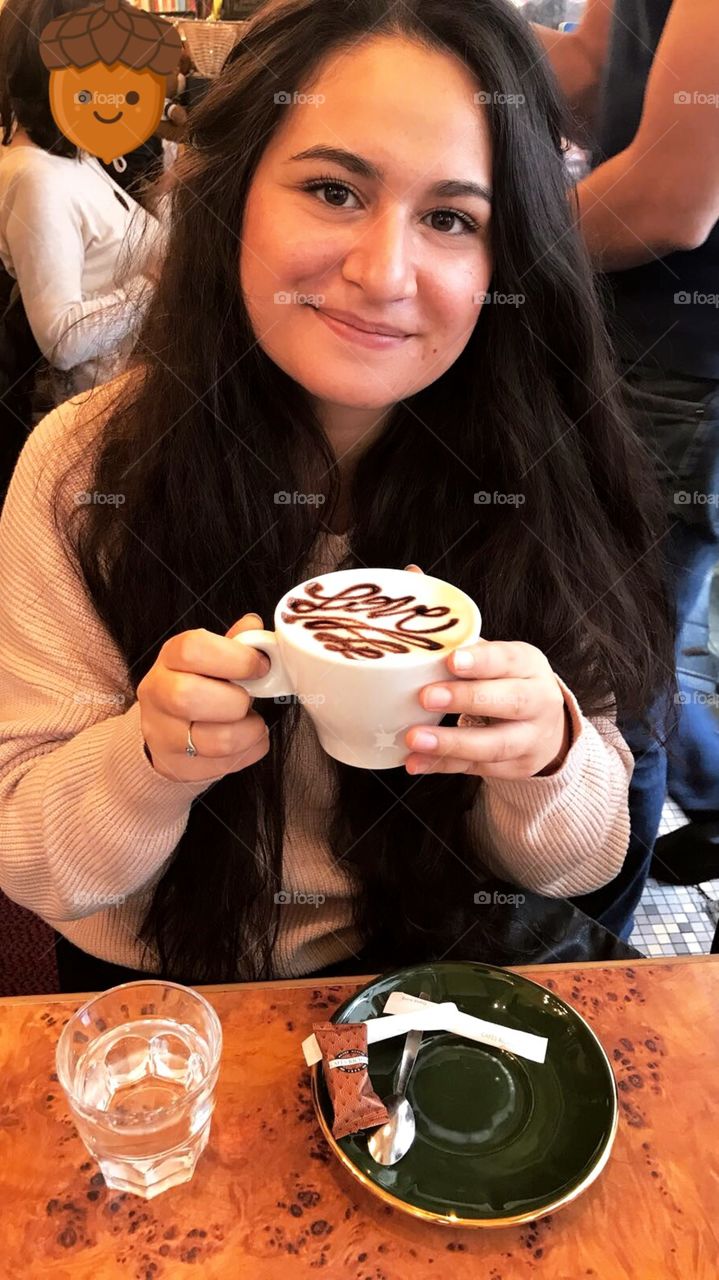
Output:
(0, 0), (162, 408)
(0, 0), (673, 990)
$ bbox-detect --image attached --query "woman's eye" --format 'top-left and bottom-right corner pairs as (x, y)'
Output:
(425, 209), (479, 236)
(302, 180), (360, 209)
(301, 179), (478, 235)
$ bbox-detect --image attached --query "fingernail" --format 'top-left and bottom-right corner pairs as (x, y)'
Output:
(412, 730), (438, 750)
(452, 650), (474, 670)
(244, 613), (263, 626)
(424, 686), (452, 709)
(404, 563), (422, 572)
(407, 759), (431, 773)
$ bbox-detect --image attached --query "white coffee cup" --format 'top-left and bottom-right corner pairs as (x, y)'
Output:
(232, 568), (482, 769)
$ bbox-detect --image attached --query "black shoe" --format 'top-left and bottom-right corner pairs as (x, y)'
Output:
(651, 821), (719, 886)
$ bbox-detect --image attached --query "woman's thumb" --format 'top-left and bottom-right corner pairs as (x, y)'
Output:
(225, 612), (264, 640)
(404, 563), (424, 573)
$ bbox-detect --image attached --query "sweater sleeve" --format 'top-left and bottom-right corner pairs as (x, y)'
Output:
(463, 677), (634, 896)
(1, 163), (153, 372)
(0, 391), (212, 923)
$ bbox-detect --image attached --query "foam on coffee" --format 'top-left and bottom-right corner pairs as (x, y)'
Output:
(280, 579), (467, 661)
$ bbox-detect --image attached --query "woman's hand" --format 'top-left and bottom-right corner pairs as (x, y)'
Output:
(137, 613), (272, 783)
(403, 566), (570, 779)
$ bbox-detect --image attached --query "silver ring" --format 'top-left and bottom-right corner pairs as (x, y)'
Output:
(186, 722), (199, 758)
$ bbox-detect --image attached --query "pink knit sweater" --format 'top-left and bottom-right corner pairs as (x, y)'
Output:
(0, 385), (634, 977)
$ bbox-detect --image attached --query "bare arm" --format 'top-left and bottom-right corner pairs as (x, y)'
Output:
(575, 0), (719, 269)
(531, 0), (615, 141)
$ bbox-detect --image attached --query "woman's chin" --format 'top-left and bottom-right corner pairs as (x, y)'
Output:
(264, 340), (416, 407)
(281, 367), (402, 411)
(306, 386), (399, 412)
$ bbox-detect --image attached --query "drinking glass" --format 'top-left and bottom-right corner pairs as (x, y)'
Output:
(56, 980), (223, 1199)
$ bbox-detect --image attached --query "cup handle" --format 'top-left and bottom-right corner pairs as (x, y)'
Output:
(231, 630), (295, 698)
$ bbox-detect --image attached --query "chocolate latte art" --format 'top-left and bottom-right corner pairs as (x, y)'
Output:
(281, 580), (463, 661)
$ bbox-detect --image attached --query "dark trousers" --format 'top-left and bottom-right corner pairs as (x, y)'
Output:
(572, 365), (719, 939)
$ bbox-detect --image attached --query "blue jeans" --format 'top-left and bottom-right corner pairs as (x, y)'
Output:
(572, 365), (719, 939)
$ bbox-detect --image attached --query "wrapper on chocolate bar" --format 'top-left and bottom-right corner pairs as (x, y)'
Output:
(314, 1021), (389, 1140)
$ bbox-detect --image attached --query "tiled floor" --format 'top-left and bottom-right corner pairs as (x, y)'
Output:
(629, 797), (719, 957)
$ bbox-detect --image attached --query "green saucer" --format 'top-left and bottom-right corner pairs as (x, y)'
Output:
(311, 962), (617, 1227)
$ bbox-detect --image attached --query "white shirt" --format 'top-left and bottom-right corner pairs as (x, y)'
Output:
(0, 134), (163, 395)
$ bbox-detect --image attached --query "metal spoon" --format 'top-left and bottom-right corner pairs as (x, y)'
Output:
(368, 990), (430, 1166)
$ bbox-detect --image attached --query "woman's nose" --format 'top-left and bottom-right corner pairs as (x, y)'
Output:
(341, 211), (417, 301)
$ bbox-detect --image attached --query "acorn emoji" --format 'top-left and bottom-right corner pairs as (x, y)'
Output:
(40, 0), (182, 163)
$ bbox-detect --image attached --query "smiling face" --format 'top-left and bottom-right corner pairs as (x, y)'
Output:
(239, 36), (493, 425)
(48, 61), (166, 163)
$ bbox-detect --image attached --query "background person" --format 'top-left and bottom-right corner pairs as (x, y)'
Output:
(534, 0), (719, 924)
(0, 0), (163, 414)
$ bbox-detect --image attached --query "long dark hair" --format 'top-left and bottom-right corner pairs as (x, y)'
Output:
(0, 0), (84, 156)
(53, 0), (674, 982)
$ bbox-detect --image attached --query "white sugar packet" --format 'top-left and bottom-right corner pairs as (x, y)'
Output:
(302, 989), (547, 1067)
(384, 990), (547, 1064)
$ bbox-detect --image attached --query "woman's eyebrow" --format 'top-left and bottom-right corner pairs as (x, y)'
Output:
(287, 145), (492, 204)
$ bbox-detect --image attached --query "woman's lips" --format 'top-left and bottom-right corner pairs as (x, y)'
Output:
(310, 306), (412, 350)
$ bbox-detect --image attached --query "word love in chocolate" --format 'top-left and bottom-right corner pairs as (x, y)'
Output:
(280, 580), (463, 661)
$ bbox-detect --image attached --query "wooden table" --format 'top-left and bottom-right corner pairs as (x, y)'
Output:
(2, 957), (718, 1278)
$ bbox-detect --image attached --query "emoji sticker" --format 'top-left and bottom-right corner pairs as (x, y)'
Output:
(40, 0), (182, 164)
